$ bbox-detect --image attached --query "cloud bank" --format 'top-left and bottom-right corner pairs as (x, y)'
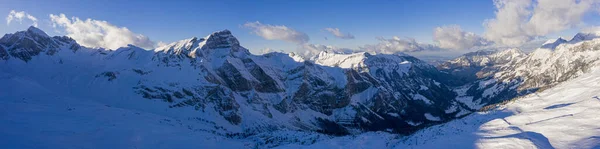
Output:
(248, 0), (600, 58)
(582, 26), (600, 34)
(49, 13), (155, 50)
(260, 48), (285, 54)
(6, 10), (38, 27)
(484, 0), (600, 47)
(324, 28), (355, 39)
(433, 25), (488, 50)
(243, 21), (309, 44)
(360, 36), (440, 54)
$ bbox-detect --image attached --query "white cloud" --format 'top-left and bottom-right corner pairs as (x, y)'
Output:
(582, 26), (600, 34)
(260, 48), (284, 54)
(6, 10), (38, 27)
(324, 28), (355, 39)
(484, 0), (600, 47)
(261, 48), (275, 54)
(433, 25), (488, 50)
(49, 13), (155, 50)
(360, 36), (440, 54)
(156, 41), (168, 48)
(243, 21), (309, 44)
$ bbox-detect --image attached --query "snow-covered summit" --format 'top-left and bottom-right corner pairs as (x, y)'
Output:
(0, 26), (77, 61)
(1, 26), (52, 42)
(201, 29), (240, 50)
(26, 26), (50, 38)
(153, 30), (244, 59)
(309, 50), (441, 83)
(154, 37), (200, 55)
(541, 37), (567, 49)
(312, 51), (370, 69)
(569, 32), (600, 43)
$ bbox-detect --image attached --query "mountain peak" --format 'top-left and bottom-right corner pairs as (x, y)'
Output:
(0, 26), (61, 62)
(211, 29), (232, 35)
(202, 29), (240, 50)
(569, 32), (600, 43)
(153, 30), (247, 60)
(26, 26), (49, 38)
(541, 37), (567, 49)
(153, 36), (201, 58)
(0, 26), (51, 42)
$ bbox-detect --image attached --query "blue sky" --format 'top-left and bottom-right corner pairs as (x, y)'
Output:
(1, 0), (599, 57)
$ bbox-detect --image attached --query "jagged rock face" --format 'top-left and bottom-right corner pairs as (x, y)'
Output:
(0, 26), (79, 62)
(201, 30), (241, 50)
(0, 27), (469, 135)
(347, 63), (458, 133)
(0, 27), (54, 61)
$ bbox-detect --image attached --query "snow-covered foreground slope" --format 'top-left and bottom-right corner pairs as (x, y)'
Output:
(283, 68), (600, 149)
(0, 71), (250, 149)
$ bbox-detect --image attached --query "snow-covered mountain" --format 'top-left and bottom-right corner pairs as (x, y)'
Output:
(569, 32), (600, 44)
(442, 33), (600, 110)
(4, 26), (600, 148)
(0, 26), (470, 138)
(541, 37), (567, 49)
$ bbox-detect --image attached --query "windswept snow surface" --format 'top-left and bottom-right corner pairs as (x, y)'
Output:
(280, 68), (600, 149)
(0, 71), (249, 149)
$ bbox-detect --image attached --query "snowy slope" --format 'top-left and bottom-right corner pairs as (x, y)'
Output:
(0, 71), (249, 149)
(279, 66), (600, 149)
